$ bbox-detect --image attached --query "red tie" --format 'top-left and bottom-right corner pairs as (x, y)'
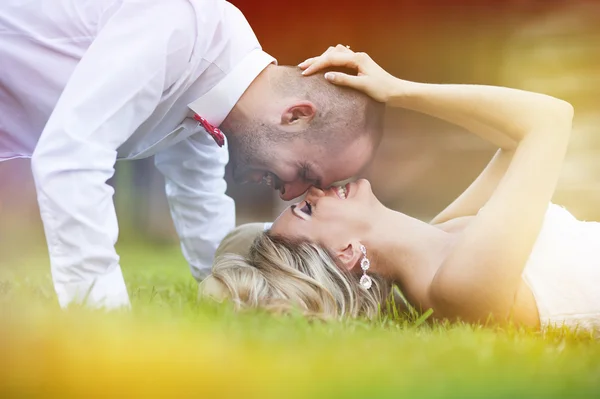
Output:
(194, 114), (225, 147)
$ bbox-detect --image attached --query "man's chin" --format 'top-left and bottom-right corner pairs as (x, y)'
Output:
(230, 164), (249, 184)
(232, 168), (263, 186)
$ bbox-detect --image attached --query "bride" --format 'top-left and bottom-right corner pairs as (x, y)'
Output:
(202, 46), (600, 331)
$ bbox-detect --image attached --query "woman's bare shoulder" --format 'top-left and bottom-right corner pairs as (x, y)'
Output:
(431, 215), (475, 234)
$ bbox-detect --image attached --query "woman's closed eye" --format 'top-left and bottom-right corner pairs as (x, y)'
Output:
(290, 201), (313, 221)
(300, 201), (312, 216)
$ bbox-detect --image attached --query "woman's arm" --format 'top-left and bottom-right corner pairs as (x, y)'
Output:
(396, 82), (569, 230)
(301, 48), (518, 223)
(300, 48), (574, 323)
(429, 149), (513, 225)
(300, 46), (519, 149)
(397, 82), (573, 323)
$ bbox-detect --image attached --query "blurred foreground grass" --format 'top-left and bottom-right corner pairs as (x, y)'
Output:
(1, 241), (599, 398)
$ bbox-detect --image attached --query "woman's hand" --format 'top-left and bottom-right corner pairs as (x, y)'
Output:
(298, 45), (399, 103)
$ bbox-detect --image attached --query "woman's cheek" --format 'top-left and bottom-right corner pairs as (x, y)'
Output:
(313, 215), (343, 239)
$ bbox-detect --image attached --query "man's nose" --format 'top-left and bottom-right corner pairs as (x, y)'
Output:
(301, 186), (326, 203)
(279, 182), (312, 201)
(306, 186), (325, 198)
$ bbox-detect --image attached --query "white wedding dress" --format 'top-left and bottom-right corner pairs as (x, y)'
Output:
(522, 203), (600, 331)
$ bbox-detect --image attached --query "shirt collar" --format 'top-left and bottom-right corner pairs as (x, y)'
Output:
(187, 49), (276, 127)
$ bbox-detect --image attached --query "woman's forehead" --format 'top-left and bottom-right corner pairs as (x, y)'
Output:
(271, 205), (313, 238)
(270, 206), (294, 235)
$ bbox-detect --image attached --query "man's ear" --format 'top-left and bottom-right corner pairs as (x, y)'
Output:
(335, 241), (363, 272)
(281, 101), (316, 131)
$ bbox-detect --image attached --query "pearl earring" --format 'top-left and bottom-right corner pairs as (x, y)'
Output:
(359, 245), (372, 290)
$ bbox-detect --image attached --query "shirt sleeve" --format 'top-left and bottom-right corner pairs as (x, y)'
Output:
(154, 127), (235, 281)
(30, 0), (196, 308)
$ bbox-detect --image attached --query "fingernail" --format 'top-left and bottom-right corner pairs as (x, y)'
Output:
(324, 72), (335, 81)
(297, 61), (306, 67)
(302, 69), (309, 75)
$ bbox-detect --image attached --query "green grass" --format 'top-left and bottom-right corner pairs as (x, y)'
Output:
(1, 241), (599, 398)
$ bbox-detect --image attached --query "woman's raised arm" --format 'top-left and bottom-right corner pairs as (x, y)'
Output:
(301, 47), (574, 323)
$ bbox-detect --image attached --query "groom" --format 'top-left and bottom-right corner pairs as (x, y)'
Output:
(0, 1), (384, 308)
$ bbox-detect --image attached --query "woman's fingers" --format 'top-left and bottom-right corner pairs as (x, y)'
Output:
(297, 57), (316, 69)
(300, 49), (392, 102)
(301, 51), (363, 76)
(335, 44), (353, 53)
(323, 72), (364, 90)
(298, 45), (352, 69)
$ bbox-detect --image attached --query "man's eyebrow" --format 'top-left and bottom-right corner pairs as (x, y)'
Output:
(313, 175), (323, 188)
(301, 164), (322, 187)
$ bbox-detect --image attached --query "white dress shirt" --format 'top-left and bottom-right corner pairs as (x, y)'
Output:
(0, 0), (275, 308)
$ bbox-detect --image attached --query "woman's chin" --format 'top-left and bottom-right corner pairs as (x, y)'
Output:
(353, 178), (379, 203)
(356, 179), (386, 215)
(350, 178), (371, 197)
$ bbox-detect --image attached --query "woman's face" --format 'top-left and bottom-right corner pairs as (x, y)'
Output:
(270, 179), (382, 251)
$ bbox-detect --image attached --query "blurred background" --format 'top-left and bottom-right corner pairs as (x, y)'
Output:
(1, 0), (599, 255)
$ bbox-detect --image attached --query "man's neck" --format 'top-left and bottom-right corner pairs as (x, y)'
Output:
(221, 64), (278, 132)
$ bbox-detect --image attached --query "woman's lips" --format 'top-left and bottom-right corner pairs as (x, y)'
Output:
(333, 183), (351, 199)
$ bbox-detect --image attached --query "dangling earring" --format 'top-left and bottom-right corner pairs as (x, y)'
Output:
(359, 245), (372, 290)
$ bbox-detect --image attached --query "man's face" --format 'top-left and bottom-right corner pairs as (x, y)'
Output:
(227, 127), (376, 201)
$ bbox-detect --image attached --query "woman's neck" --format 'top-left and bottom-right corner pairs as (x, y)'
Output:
(364, 206), (455, 287)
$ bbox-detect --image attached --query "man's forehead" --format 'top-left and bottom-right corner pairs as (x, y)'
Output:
(297, 135), (374, 185)
(308, 163), (355, 189)
(314, 155), (366, 187)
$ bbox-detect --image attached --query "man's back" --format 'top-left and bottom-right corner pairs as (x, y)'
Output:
(0, 0), (278, 309)
(0, 0), (119, 160)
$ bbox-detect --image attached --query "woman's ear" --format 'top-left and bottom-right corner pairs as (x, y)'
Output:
(335, 241), (363, 272)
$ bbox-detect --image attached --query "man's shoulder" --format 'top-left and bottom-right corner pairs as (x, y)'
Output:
(203, 2), (263, 72)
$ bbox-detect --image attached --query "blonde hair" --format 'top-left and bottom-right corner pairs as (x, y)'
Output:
(207, 231), (392, 320)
